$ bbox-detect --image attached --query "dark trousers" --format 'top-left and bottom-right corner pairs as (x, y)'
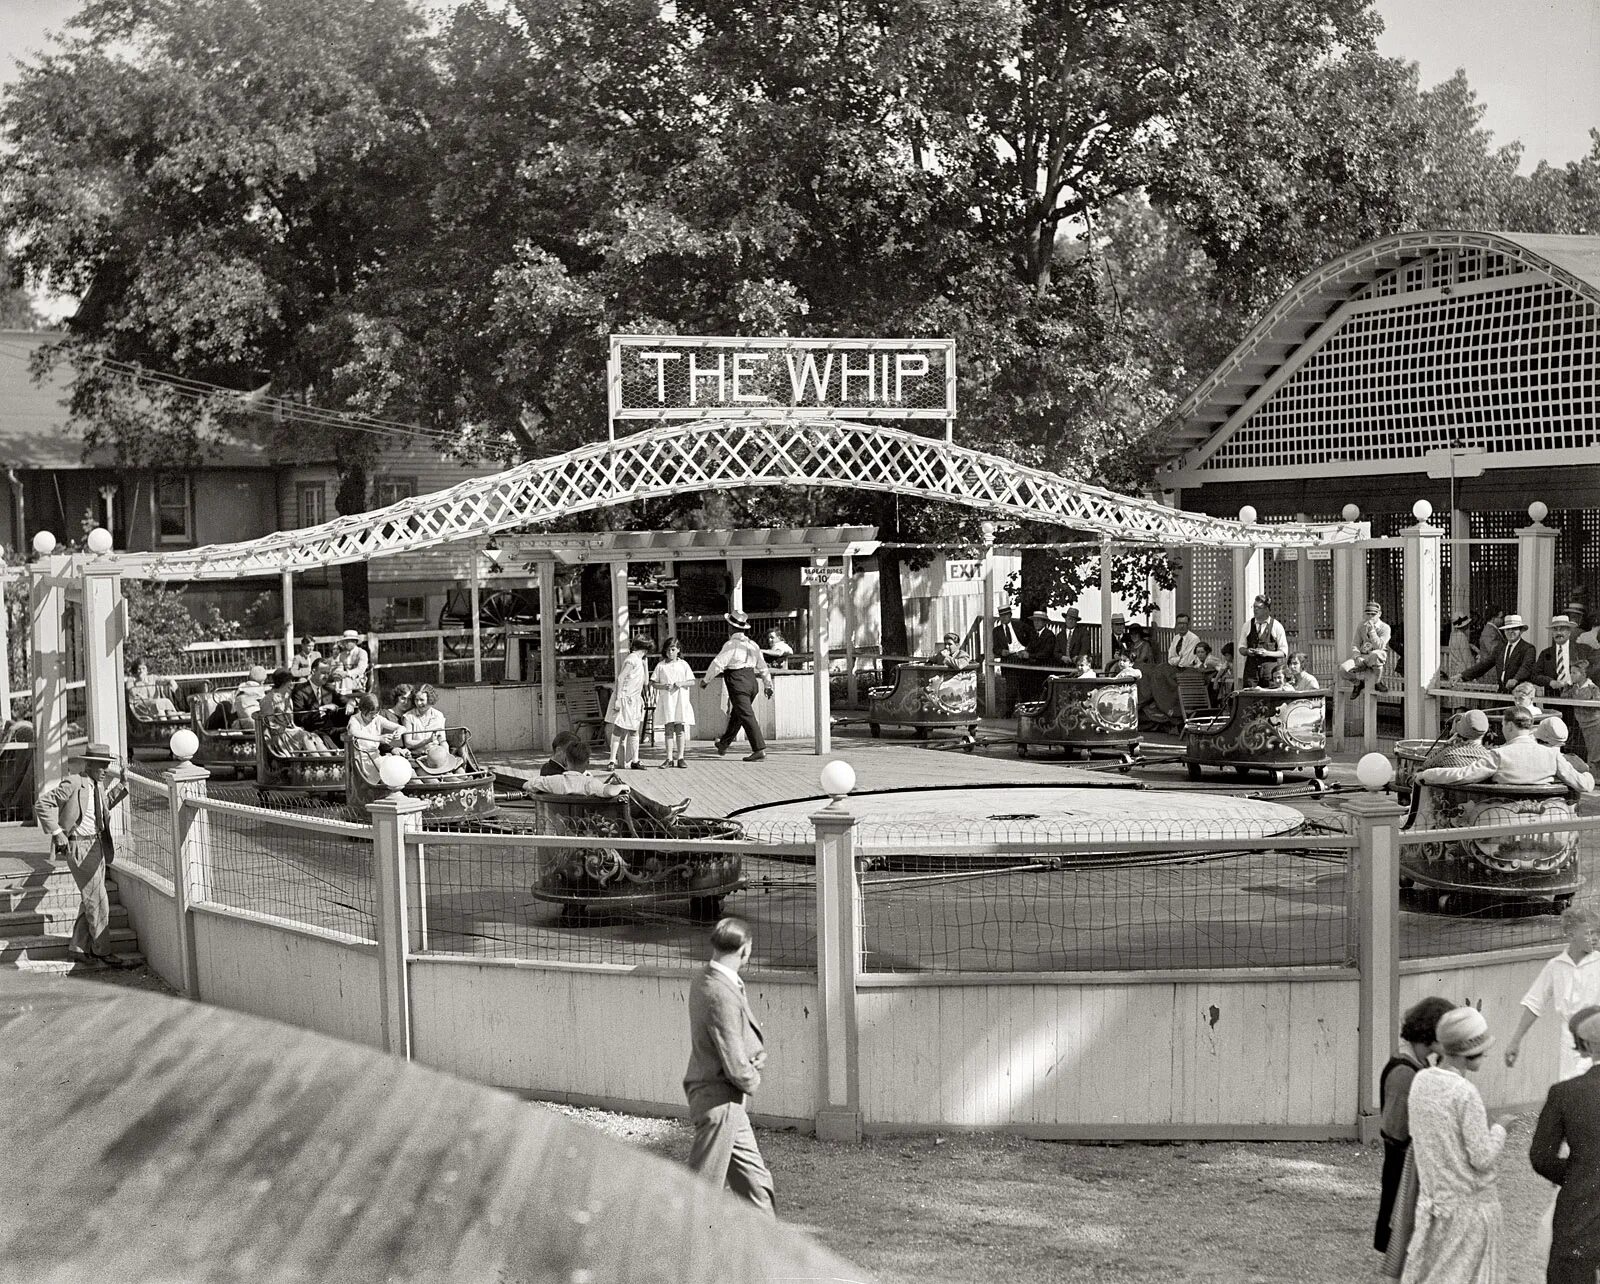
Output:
(688, 1100), (775, 1216)
(1374, 1137), (1408, 1252)
(717, 670), (765, 753)
(1547, 1254), (1600, 1284)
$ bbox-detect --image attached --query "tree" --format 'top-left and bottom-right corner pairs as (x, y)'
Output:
(0, 0), (443, 625)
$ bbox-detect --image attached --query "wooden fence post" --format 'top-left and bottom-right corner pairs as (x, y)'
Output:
(369, 791), (426, 1059)
(813, 798), (862, 1142)
(1343, 783), (1405, 1144)
(166, 755), (212, 998)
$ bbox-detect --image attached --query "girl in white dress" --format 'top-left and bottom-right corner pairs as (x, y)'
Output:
(651, 638), (697, 768)
(400, 684), (448, 753)
(605, 637), (652, 769)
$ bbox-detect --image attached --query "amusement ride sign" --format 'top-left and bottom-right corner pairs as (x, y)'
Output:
(608, 335), (956, 438)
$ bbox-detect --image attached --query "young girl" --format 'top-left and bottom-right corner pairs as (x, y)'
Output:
(651, 638), (697, 769)
(1566, 656), (1600, 769)
(605, 637), (652, 769)
(1285, 652), (1320, 691)
(381, 683), (415, 725)
(1253, 662), (1289, 691)
(401, 684), (448, 753)
(347, 693), (403, 766)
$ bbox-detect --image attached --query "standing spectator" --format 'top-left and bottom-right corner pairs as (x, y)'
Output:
(1534, 615), (1599, 698)
(1285, 652), (1321, 690)
(1106, 612), (1129, 658)
(288, 635), (321, 681)
(683, 916), (775, 1216)
(1207, 642), (1237, 705)
(1449, 613), (1536, 693)
(333, 629), (370, 698)
(699, 610), (773, 762)
(604, 636), (652, 770)
(1445, 615), (1477, 680)
(651, 638), (696, 769)
(1340, 600), (1393, 694)
(1400, 1007), (1506, 1284)
(761, 628), (795, 666)
(1478, 607), (1507, 664)
(992, 606), (1029, 714)
(1565, 657), (1600, 771)
(35, 743), (130, 969)
(1529, 1007), (1600, 1284)
(1376, 996), (1455, 1255)
(1239, 595), (1288, 688)
(1166, 612), (1203, 668)
(1504, 906), (1600, 1083)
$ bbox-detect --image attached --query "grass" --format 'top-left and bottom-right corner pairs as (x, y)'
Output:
(539, 1102), (1555, 1284)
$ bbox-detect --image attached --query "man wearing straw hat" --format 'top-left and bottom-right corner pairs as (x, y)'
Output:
(1447, 612), (1537, 693)
(700, 610), (773, 762)
(35, 742), (132, 969)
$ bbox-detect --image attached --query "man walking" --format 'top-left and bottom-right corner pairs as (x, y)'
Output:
(1530, 1007), (1600, 1284)
(699, 609), (773, 762)
(35, 742), (130, 969)
(683, 916), (775, 1215)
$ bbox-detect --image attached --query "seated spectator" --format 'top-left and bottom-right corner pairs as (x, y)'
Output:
(400, 684), (447, 753)
(125, 657), (180, 718)
(1166, 613), (1203, 668)
(347, 693), (403, 764)
(1420, 710), (1595, 792)
(540, 729), (580, 777)
(1285, 653), (1320, 691)
(232, 665), (269, 729)
(381, 683), (415, 725)
(1251, 662), (1289, 691)
(762, 629), (795, 665)
(527, 737), (689, 822)
(1338, 600), (1391, 694)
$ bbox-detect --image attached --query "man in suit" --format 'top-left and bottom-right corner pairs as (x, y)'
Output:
(683, 916), (775, 1215)
(1535, 615), (1600, 698)
(1166, 612), (1203, 668)
(35, 741), (131, 969)
(1530, 1006), (1600, 1283)
(1450, 612), (1537, 693)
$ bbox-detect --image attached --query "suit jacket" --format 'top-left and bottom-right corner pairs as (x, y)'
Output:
(683, 964), (765, 1115)
(1459, 637), (1536, 691)
(35, 771), (127, 845)
(1533, 640), (1600, 693)
(1531, 1065), (1600, 1263)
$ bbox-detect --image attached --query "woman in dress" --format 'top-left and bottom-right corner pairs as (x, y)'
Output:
(381, 683), (415, 725)
(1375, 996), (1454, 1256)
(125, 657), (180, 717)
(400, 684), (448, 754)
(651, 638), (696, 769)
(1399, 1007), (1507, 1284)
(262, 669), (335, 753)
(604, 636), (651, 770)
(346, 693), (403, 768)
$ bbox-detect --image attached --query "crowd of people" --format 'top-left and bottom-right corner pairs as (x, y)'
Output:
(1376, 907), (1600, 1283)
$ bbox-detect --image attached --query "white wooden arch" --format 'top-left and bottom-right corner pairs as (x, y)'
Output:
(109, 419), (1358, 582)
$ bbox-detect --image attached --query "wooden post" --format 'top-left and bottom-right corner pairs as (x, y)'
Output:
(538, 560), (559, 748)
(727, 556), (744, 613)
(664, 558), (678, 642)
(1517, 506), (1557, 653)
(1449, 508), (1471, 624)
(1099, 541), (1115, 667)
(843, 553), (858, 708)
(469, 552), (483, 684)
(166, 757), (211, 998)
(1231, 545), (1264, 684)
(0, 567), (12, 715)
(31, 554), (70, 790)
(1402, 514), (1443, 740)
(812, 802), (861, 1142)
(82, 563), (128, 836)
(281, 569), (295, 672)
(369, 791), (426, 1059)
(1344, 789), (1405, 1143)
(981, 541), (997, 717)
(609, 559), (630, 675)
(1295, 513), (1315, 658)
(810, 558), (831, 755)
(435, 634), (445, 685)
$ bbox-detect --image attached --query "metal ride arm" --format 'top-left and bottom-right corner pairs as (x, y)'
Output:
(108, 421), (1360, 582)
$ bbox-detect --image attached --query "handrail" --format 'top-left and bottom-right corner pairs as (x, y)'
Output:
(185, 793), (370, 837)
(1399, 813), (1599, 844)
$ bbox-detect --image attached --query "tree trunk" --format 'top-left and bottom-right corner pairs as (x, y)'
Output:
(333, 463), (371, 631)
(876, 495), (909, 682)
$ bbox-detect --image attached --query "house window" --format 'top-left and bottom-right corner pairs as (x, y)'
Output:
(156, 474), (192, 544)
(297, 483), (326, 528)
(388, 595), (428, 626)
(374, 476), (418, 508)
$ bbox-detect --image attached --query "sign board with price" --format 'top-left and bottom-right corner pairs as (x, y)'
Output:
(800, 565), (845, 586)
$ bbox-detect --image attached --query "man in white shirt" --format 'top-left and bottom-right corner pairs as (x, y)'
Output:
(1420, 710), (1595, 793)
(1503, 906), (1600, 1081)
(1536, 615), (1600, 698)
(1166, 612), (1202, 668)
(699, 610), (774, 762)
(334, 629), (370, 698)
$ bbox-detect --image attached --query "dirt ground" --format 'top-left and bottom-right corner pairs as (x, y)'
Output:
(539, 1101), (1556, 1284)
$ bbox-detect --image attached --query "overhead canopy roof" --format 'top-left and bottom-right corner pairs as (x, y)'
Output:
(495, 527), (879, 567)
(1160, 231), (1600, 487)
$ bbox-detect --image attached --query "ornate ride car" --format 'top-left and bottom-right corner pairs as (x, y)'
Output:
(1401, 778), (1581, 912)
(126, 685), (189, 757)
(867, 664), (978, 745)
(1015, 674), (1139, 761)
(1183, 688), (1331, 786)
(521, 791), (743, 920)
(345, 729), (497, 822)
(189, 687), (258, 779)
(254, 716), (345, 804)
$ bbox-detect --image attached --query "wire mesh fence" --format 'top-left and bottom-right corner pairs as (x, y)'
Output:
(195, 798), (377, 942)
(837, 818), (1359, 972)
(1398, 813), (1600, 960)
(411, 816), (817, 968)
(121, 771), (174, 886)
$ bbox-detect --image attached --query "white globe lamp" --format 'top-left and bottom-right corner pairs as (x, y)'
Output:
(1355, 752), (1394, 792)
(819, 759), (856, 805)
(85, 527), (113, 555)
(1341, 504), (1360, 522)
(1528, 500), (1549, 524)
(169, 728), (199, 763)
(1238, 505), (1257, 526)
(31, 530), (56, 557)
(378, 754), (415, 795)
(979, 520), (996, 544)
(1411, 499), (1433, 524)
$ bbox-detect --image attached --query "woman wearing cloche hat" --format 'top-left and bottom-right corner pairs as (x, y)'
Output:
(1395, 1006), (1506, 1282)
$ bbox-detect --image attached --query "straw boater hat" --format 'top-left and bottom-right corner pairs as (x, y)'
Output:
(1435, 1007), (1495, 1057)
(724, 609), (750, 630)
(341, 629), (362, 642)
(1110, 612), (1126, 625)
(1451, 613), (1472, 629)
(1549, 614), (1574, 629)
(70, 742), (116, 766)
(1499, 613), (1527, 633)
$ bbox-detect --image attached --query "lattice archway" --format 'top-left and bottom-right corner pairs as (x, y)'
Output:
(112, 419), (1358, 581)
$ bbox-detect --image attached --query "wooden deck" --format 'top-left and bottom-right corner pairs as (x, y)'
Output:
(0, 967), (861, 1283)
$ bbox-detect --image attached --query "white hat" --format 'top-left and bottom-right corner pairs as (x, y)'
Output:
(341, 629), (362, 641)
(1537, 716), (1569, 746)
(1436, 1006), (1495, 1057)
(1499, 613), (1527, 632)
(1550, 614), (1574, 629)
